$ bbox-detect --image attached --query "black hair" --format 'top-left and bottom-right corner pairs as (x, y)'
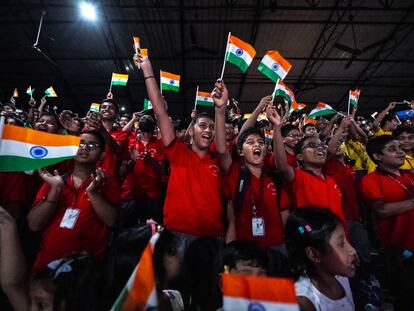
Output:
(120, 113), (132, 119)
(193, 112), (214, 125)
(32, 252), (101, 311)
(303, 123), (316, 132)
(100, 99), (118, 112)
(281, 124), (300, 138)
(222, 240), (267, 271)
(393, 126), (414, 138)
(236, 127), (264, 151)
(102, 225), (152, 310)
(38, 112), (61, 127)
(80, 130), (106, 149)
(294, 136), (314, 156)
(366, 135), (396, 164)
(285, 207), (341, 278)
(380, 114), (397, 128)
(173, 119), (187, 131)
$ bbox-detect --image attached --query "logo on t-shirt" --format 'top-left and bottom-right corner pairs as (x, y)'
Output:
(209, 165), (220, 177)
(267, 182), (277, 197)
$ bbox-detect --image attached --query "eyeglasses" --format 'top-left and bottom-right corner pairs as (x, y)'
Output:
(287, 134), (302, 138)
(79, 142), (101, 150)
(301, 142), (327, 150)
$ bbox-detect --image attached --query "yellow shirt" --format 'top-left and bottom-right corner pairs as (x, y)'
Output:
(373, 128), (392, 136)
(344, 140), (370, 171)
(400, 154), (414, 171)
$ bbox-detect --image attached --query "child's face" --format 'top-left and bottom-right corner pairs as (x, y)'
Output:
(283, 129), (302, 149)
(35, 115), (59, 134)
(75, 133), (103, 164)
(100, 102), (117, 120)
(191, 117), (215, 150)
(375, 140), (406, 168)
(225, 123), (235, 141)
(230, 260), (266, 276)
(304, 126), (317, 137)
(241, 134), (267, 166)
(396, 131), (414, 153)
(296, 138), (327, 167)
(321, 225), (357, 278)
(30, 280), (54, 311)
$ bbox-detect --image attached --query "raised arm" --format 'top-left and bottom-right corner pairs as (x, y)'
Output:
(27, 98), (36, 126)
(372, 101), (396, 132)
(212, 79), (232, 174)
(133, 54), (175, 147)
(327, 116), (351, 156)
(266, 104), (295, 182)
(122, 112), (140, 132)
(320, 114), (339, 139)
(239, 95), (271, 136)
(0, 206), (29, 311)
(349, 119), (368, 144)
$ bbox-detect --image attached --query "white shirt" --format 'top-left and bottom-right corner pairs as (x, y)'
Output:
(295, 275), (355, 311)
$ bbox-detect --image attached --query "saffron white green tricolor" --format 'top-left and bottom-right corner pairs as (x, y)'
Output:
(225, 35), (256, 73)
(222, 273), (300, 311)
(289, 101), (306, 114)
(111, 233), (160, 311)
(196, 91), (214, 107)
(111, 73), (129, 86)
(89, 103), (100, 112)
(349, 89), (361, 106)
(160, 71), (180, 92)
(273, 80), (295, 104)
(133, 36), (140, 53)
(0, 123), (80, 172)
(143, 98), (153, 111)
(308, 102), (336, 119)
(45, 86), (57, 97)
(26, 86), (34, 96)
(258, 50), (292, 82)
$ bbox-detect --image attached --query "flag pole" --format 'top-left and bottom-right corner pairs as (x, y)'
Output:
(347, 90), (351, 115)
(0, 116), (5, 142)
(160, 70), (162, 95)
(193, 85), (199, 111)
(109, 74), (113, 93)
(220, 32), (231, 80)
(271, 79), (279, 102)
(133, 36), (140, 69)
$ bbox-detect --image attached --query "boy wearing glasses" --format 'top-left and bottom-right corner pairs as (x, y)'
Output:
(270, 105), (346, 224)
(281, 124), (302, 168)
(28, 131), (121, 271)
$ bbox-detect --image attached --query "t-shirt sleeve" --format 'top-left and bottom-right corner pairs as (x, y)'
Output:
(224, 163), (239, 200)
(164, 138), (186, 165)
(360, 174), (383, 203)
(32, 182), (52, 207)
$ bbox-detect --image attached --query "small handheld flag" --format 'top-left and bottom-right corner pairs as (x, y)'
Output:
(89, 103), (100, 113)
(13, 88), (19, 97)
(289, 101), (306, 115)
(110, 73), (129, 92)
(348, 89), (361, 115)
(140, 48), (148, 58)
(26, 86), (35, 97)
(195, 90), (214, 108)
(222, 273), (299, 311)
(133, 36), (140, 54)
(0, 119), (80, 172)
(160, 70), (180, 93)
(273, 80), (295, 105)
(258, 51), (292, 83)
(221, 33), (256, 78)
(143, 98), (153, 111)
(45, 86), (58, 97)
(308, 102), (336, 119)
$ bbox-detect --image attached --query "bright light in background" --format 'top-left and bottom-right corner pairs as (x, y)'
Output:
(120, 106), (125, 111)
(80, 2), (97, 21)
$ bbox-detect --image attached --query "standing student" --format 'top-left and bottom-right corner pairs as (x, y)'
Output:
(393, 126), (414, 171)
(281, 124), (302, 168)
(286, 207), (357, 311)
(27, 131), (121, 272)
(271, 105), (346, 225)
(372, 102), (399, 136)
(132, 53), (224, 248)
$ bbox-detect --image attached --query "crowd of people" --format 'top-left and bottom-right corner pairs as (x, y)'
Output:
(0, 52), (413, 311)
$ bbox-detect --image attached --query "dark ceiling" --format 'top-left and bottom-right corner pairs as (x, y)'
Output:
(1, 0), (414, 118)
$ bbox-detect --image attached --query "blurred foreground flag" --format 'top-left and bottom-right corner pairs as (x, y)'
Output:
(222, 273), (299, 311)
(225, 34), (256, 73)
(0, 120), (80, 172)
(111, 73), (129, 86)
(45, 86), (58, 97)
(258, 51), (292, 82)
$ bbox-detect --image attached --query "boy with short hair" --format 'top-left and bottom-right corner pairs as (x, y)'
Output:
(281, 124), (301, 168)
(393, 126), (414, 171)
(28, 131), (121, 271)
(302, 123), (318, 138)
(372, 102), (399, 136)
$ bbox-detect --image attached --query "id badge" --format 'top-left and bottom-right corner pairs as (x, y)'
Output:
(252, 217), (265, 237)
(60, 208), (80, 229)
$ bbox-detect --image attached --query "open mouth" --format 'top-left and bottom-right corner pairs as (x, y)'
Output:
(253, 147), (262, 157)
(201, 133), (212, 141)
(316, 150), (326, 157)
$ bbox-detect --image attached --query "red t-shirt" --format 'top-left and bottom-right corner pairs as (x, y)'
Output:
(163, 139), (224, 237)
(286, 152), (298, 168)
(361, 170), (414, 251)
(288, 168), (346, 223)
(226, 163), (290, 247)
(121, 137), (165, 200)
(324, 158), (362, 221)
(32, 172), (121, 271)
(97, 128), (128, 179)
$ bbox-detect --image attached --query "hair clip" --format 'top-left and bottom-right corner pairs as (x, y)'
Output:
(47, 258), (74, 279)
(305, 225), (312, 232)
(298, 224), (312, 234)
(298, 226), (305, 234)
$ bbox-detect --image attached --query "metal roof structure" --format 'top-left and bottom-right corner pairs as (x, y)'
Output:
(1, 0), (414, 117)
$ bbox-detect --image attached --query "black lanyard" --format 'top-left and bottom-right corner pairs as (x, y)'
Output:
(250, 174), (264, 216)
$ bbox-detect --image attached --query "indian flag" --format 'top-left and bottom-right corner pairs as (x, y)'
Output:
(222, 274), (299, 311)
(133, 36), (140, 52)
(0, 121), (80, 172)
(160, 71), (180, 92)
(111, 232), (159, 311)
(89, 103), (100, 113)
(111, 73), (129, 86)
(289, 101), (306, 114)
(143, 98), (152, 111)
(308, 102), (336, 119)
(225, 34), (256, 73)
(258, 51), (292, 82)
(26, 86), (34, 96)
(349, 89), (361, 106)
(273, 80), (295, 104)
(140, 48), (148, 58)
(45, 86), (57, 97)
(13, 88), (19, 97)
(264, 129), (273, 139)
(196, 91), (214, 107)
(243, 113), (267, 121)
